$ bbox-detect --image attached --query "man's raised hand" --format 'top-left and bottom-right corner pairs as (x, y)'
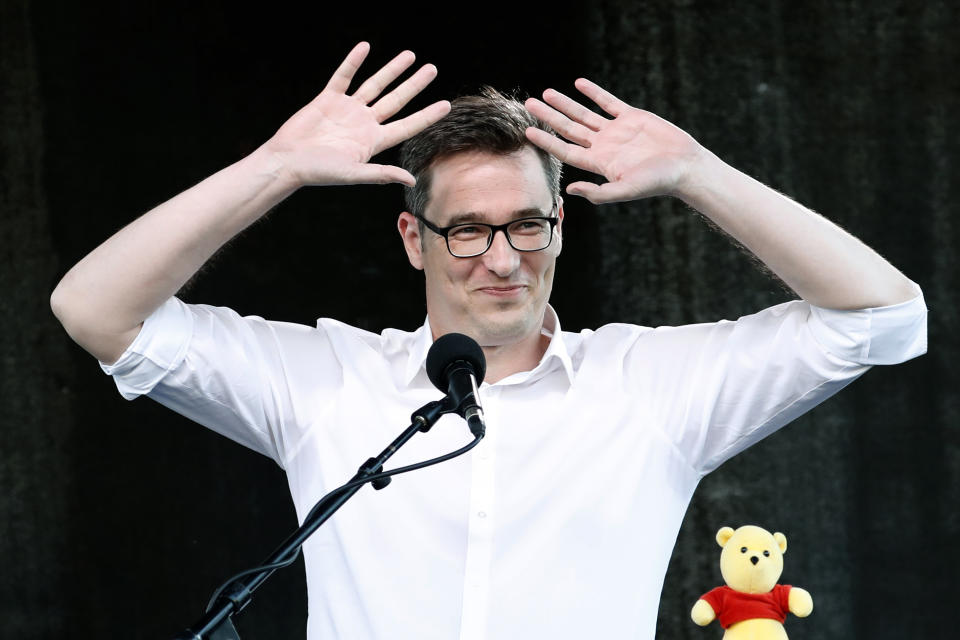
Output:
(265, 42), (450, 188)
(524, 79), (704, 204)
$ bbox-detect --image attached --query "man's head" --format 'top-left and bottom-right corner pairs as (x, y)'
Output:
(396, 88), (564, 348)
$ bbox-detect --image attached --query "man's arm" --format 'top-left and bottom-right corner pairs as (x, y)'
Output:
(50, 42), (450, 364)
(523, 79), (920, 310)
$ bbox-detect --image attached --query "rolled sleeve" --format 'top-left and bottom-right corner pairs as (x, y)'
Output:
(99, 297), (194, 399)
(807, 290), (928, 365)
(629, 287), (927, 475)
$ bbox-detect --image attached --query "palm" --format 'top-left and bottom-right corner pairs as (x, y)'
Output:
(272, 92), (387, 183)
(525, 79), (702, 203)
(265, 43), (450, 187)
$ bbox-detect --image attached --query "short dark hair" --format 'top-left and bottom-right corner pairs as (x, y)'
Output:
(400, 87), (562, 221)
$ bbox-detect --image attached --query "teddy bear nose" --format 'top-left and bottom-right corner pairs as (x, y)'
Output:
(750, 556), (759, 565)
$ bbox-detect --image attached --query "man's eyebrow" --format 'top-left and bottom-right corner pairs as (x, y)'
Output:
(444, 207), (549, 227)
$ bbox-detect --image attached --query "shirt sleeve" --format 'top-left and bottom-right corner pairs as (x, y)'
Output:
(100, 296), (195, 400)
(100, 297), (343, 466)
(806, 293), (928, 365)
(625, 289), (927, 474)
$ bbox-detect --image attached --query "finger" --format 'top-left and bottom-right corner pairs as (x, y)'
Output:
(524, 126), (592, 170)
(324, 42), (371, 94)
(352, 50), (416, 104)
(525, 97), (594, 148)
(378, 99), (451, 150)
(540, 88), (608, 131)
(371, 63), (438, 122)
(574, 78), (629, 118)
(347, 163), (417, 186)
(567, 180), (636, 204)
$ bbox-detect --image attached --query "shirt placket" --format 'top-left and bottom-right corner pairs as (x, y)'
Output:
(458, 384), (499, 640)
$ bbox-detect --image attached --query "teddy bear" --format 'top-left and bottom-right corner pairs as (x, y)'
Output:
(691, 525), (813, 639)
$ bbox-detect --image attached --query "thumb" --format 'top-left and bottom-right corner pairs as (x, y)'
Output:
(566, 180), (637, 204)
(346, 164), (416, 186)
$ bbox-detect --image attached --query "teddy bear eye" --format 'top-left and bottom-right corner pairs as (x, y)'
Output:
(763, 550), (770, 557)
(740, 547), (748, 553)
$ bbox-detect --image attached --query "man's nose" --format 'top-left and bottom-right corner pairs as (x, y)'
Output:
(483, 229), (521, 277)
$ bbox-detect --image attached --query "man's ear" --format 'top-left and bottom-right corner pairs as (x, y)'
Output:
(397, 212), (424, 271)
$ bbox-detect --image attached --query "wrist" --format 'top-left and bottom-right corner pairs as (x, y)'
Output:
(248, 142), (304, 195)
(668, 144), (724, 203)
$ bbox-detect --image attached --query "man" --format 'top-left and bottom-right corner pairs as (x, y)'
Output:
(51, 42), (926, 639)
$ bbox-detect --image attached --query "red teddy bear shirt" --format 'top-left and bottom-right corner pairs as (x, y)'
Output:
(699, 584), (792, 628)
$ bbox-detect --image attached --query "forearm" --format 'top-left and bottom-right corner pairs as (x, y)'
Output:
(675, 149), (920, 309)
(51, 145), (299, 363)
(53, 43), (447, 365)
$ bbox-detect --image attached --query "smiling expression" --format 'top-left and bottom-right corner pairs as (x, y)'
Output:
(399, 147), (563, 348)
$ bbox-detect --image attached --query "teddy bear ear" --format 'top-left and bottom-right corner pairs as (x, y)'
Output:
(716, 527), (735, 548)
(774, 532), (787, 554)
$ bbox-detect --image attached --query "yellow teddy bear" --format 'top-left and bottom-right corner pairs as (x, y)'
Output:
(691, 525), (813, 639)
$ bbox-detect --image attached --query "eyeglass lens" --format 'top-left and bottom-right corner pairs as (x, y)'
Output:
(448, 218), (553, 257)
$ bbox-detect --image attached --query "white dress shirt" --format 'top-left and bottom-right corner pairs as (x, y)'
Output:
(102, 293), (927, 639)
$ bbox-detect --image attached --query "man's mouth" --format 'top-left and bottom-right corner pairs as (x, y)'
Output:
(476, 285), (526, 296)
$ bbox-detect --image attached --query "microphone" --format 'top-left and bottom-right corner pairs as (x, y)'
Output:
(426, 333), (487, 437)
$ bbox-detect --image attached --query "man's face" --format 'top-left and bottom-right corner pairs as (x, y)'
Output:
(398, 147), (563, 347)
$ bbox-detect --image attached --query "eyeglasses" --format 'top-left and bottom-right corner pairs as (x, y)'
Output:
(415, 206), (560, 258)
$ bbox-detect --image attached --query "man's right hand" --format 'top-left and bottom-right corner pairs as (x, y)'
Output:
(51, 42), (449, 365)
(264, 42), (450, 188)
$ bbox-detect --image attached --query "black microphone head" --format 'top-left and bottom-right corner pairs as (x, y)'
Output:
(426, 333), (486, 391)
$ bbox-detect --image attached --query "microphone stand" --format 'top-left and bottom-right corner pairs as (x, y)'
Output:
(174, 398), (457, 640)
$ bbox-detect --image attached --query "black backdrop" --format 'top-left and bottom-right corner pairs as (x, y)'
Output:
(3, 1), (957, 638)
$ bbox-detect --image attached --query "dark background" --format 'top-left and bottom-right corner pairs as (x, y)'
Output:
(3, 0), (957, 638)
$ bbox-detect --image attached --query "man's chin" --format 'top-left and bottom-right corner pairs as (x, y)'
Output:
(470, 312), (542, 347)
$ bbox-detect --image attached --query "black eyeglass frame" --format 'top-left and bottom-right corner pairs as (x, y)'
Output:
(414, 205), (560, 258)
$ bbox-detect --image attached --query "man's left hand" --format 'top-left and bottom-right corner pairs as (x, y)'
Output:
(524, 79), (704, 204)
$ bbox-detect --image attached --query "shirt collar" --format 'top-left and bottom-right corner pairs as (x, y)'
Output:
(402, 305), (575, 387)
(403, 316), (436, 386)
(537, 305), (575, 385)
